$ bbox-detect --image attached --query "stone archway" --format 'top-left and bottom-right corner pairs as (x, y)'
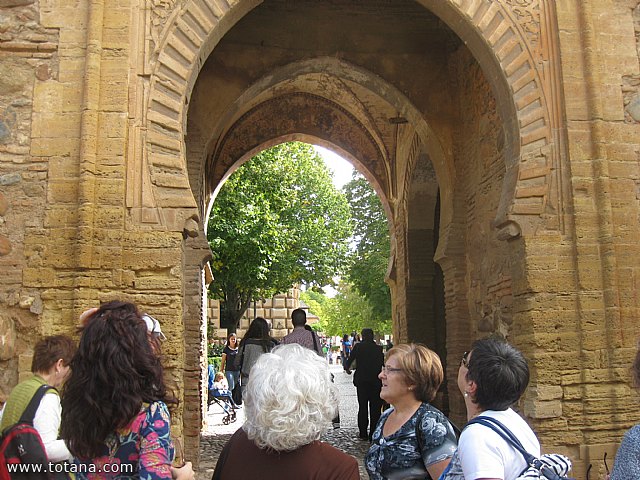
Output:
(135, 0), (572, 468)
(4, 1), (639, 477)
(138, 0), (566, 238)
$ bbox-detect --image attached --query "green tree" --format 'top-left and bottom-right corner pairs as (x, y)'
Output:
(207, 142), (353, 330)
(314, 283), (391, 337)
(343, 173), (392, 324)
(299, 289), (327, 325)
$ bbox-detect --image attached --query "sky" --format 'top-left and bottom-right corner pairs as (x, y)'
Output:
(314, 145), (355, 189)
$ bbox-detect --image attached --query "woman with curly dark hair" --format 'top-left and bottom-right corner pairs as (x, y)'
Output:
(60, 301), (193, 480)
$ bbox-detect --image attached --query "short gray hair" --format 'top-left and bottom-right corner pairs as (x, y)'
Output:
(243, 343), (337, 451)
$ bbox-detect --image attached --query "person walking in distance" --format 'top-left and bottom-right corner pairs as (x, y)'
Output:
(344, 328), (384, 441)
(281, 308), (323, 355)
(220, 333), (241, 395)
(282, 307), (340, 428)
(234, 317), (278, 393)
(340, 334), (352, 365)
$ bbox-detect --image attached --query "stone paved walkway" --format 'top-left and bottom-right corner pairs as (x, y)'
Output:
(197, 364), (371, 479)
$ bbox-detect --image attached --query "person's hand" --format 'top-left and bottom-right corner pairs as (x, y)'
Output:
(79, 307), (99, 326)
(171, 462), (194, 480)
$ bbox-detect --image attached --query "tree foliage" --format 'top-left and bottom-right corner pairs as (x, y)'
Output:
(207, 142), (353, 330)
(343, 173), (392, 324)
(302, 284), (392, 337)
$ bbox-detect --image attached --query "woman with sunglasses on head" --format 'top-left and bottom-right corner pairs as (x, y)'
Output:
(61, 301), (194, 480)
(442, 336), (540, 480)
(364, 343), (457, 480)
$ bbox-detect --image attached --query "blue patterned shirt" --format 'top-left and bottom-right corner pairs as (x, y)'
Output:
(611, 424), (640, 480)
(365, 402), (457, 480)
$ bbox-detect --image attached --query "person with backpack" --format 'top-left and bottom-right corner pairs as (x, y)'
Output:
(443, 337), (541, 480)
(234, 317), (278, 393)
(0, 335), (76, 463)
(439, 337), (574, 480)
(59, 301), (194, 480)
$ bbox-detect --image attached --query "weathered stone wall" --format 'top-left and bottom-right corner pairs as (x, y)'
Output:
(1, 1), (640, 476)
(207, 286), (307, 342)
(452, 50), (513, 339)
(0, 0), (62, 397)
(0, 0), (200, 456)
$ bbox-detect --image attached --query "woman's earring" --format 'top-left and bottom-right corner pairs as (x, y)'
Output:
(463, 391), (469, 398)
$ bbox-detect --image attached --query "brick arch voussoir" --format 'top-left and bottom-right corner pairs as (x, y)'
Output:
(147, 0), (559, 235)
(211, 92), (388, 196)
(144, 0), (258, 231)
(423, 0), (559, 236)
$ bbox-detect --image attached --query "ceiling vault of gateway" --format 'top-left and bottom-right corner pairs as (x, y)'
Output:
(186, 0), (473, 224)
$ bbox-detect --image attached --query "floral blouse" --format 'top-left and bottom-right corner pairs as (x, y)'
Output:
(365, 402), (457, 480)
(72, 401), (175, 479)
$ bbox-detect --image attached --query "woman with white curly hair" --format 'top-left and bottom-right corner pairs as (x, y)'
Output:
(211, 343), (359, 480)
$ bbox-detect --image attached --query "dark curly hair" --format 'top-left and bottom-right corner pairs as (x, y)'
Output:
(60, 300), (175, 459)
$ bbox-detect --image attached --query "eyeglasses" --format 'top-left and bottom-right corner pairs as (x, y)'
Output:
(461, 351), (470, 368)
(381, 365), (403, 374)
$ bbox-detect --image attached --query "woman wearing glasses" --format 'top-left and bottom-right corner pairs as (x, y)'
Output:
(364, 343), (457, 480)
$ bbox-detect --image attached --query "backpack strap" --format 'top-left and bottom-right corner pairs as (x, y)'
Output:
(310, 330), (319, 354)
(466, 416), (569, 480)
(467, 416), (535, 464)
(19, 385), (54, 425)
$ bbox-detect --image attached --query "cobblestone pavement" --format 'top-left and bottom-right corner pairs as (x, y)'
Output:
(197, 364), (372, 479)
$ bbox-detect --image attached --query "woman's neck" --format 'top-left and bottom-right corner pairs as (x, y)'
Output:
(392, 395), (422, 417)
(37, 371), (55, 387)
(465, 401), (484, 421)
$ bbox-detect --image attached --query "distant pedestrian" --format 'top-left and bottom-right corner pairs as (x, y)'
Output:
(341, 334), (352, 365)
(234, 317), (278, 393)
(344, 328), (384, 441)
(220, 333), (240, 393)
(281, 308), (322, 355)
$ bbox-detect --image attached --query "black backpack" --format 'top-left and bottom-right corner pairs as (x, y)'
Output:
(0, 385), (54, 480)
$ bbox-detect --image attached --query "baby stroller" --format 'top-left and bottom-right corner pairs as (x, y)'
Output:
(208, 389), (237, 425)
